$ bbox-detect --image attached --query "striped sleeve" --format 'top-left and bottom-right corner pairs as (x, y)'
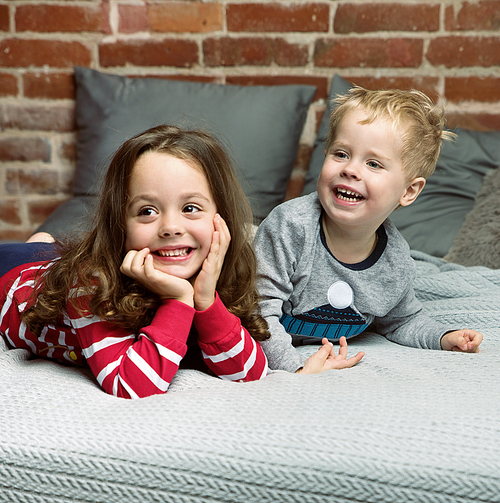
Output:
(194, 294), (268, 382)
(70, 298), (194, 399)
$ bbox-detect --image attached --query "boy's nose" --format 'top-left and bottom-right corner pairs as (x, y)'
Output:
(341, 162), (360, 179)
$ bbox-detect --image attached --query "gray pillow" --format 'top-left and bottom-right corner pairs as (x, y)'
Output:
(444, 168), (500, 268)
(303, 74), (500, 257)
(391, 128), (500, 256)
(38, 67), (316, 237)
(37, 196), (95, 239)
(302, 74), (353, 195)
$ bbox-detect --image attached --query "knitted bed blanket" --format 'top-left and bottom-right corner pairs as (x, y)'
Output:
(1, 252), (499, 503)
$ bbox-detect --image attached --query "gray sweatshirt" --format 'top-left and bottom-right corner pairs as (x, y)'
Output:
(254, 192), (455, 372)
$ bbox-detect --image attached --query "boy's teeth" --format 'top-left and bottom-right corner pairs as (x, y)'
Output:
(337, 188), (363, 200)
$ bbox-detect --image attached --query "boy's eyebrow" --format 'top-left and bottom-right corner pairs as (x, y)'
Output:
(330, 140), (393, 161)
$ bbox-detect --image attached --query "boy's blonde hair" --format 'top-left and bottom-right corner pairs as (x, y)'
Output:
(326, 86), (456, 181)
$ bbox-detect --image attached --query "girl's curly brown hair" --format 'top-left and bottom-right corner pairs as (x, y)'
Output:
(22, 125), (270, 342)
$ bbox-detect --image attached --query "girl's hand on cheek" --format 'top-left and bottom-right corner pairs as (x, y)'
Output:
(193, 214), (231, 311)
(121, 248), (194, 307)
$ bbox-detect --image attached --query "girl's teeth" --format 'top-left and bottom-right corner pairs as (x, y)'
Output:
(157, 248), (189, 257)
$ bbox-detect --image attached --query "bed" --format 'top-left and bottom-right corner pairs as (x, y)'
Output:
(1, 69), (499, 503)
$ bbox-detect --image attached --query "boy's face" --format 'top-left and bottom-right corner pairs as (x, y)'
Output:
(317, 108), (424, 232)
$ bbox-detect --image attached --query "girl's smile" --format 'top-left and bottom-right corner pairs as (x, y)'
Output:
(125, 151), (217, 280)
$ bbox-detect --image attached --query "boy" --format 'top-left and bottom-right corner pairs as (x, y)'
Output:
(254, 87), (483, 374)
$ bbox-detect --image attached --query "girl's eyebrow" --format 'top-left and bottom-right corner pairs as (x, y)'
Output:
(127, 192), (211, 206)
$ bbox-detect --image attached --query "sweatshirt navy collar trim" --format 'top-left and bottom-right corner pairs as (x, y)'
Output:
(319, 218), (388, 271)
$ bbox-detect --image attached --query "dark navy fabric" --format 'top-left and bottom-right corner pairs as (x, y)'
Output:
(0, 243), (58, 279)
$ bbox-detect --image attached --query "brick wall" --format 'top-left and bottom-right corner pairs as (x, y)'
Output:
(1, 0), (499, 241)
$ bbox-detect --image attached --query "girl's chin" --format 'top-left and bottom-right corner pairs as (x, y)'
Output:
(153, 260), (200, 280)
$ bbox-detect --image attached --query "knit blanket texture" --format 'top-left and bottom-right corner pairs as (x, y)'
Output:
(1, 252), (499, 503)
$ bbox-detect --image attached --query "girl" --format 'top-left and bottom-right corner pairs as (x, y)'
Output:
(0, 125), (269, 399)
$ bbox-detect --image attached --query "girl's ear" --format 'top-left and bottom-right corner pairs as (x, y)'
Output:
(399, 177), (426, 207)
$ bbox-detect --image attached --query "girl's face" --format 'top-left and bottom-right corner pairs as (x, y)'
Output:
(125, 151), (217, 281)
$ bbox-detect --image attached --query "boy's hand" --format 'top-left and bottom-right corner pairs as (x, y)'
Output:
(121, 248), (194, 307)
(296, 336), (364, 374)
(440, 330), (482, 352)
(193, 214), (231, 311)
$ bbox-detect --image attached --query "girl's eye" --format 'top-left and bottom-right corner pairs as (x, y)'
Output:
(138, 207), (158, 217)
(183, 204), (201, 214)
(333, 151), (348, 160)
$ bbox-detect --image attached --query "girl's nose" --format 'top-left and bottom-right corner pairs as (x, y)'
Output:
(159, 214), (182, 236)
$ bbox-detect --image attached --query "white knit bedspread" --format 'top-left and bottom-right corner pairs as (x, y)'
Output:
(1, 252), (499, 503)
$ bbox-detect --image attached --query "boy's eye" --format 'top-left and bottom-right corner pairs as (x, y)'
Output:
(367, 160), (382, 169)
(333, 151), (348, 159)
(183, 204), (201, 214)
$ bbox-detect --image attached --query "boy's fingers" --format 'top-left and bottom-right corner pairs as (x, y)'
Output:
(337, 336), (348, 359)
(316, 342), (333, 361)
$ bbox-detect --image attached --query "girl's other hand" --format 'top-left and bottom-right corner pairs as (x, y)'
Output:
(120, 248), (194, 307)
(193, 214), (231, 311)
(297, 337), (364, 374)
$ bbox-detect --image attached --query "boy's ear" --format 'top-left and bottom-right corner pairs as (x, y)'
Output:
(399, 177), (426, 207)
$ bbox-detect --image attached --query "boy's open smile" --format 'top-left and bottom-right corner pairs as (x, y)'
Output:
(334, 185), (366, 203)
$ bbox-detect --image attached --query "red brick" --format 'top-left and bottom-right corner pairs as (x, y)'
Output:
(29, 198), (70, 226)
(285, 144), (313, 199)
(0, 39), (91, 68)
(204, 37), (308, 66)
(15, 4), (104, 33)
(274, 38), (309, 66)
(0, 5), (9, 31)
(315, 38), (423, 68)
(0, 138), (51, 162)
(445, 77), (500, 103)
(445, 1), (500, 31)
(0, 229), (34, 242)
(285, 175), (306, 202)
(15, 168), (59, 195)
(0, 73), (17, 96)
(0, 199), (22, 226)
(1, 103), (75, 132)
(99, 39), (198, 67)
(446, 113), (500, 132)
(59, 138), (77, 163)
(226, 75), (328, 101)
(427, 36), (500, 67)
(101, 1), (112, 34)
(204, 37), (272, 66)
(334, 3), (439, 33)
(23, 72), (75, 100)
(119, 5), (149, 33)
(149, 2), (223, 33)
(227, 3), (329, 32)
(349, 76), (439, 101)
